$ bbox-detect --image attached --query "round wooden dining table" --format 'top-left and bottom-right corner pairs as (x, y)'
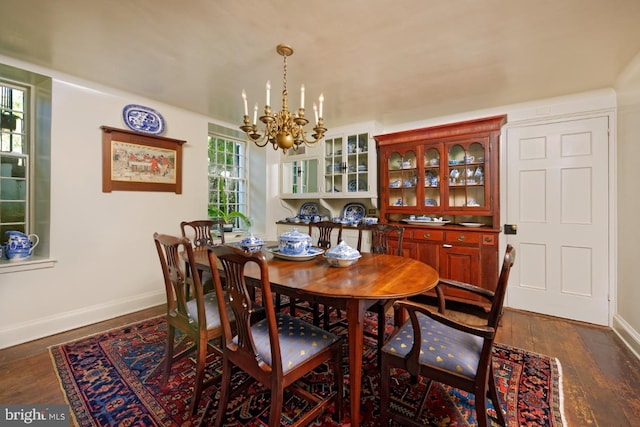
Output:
(194, 246), (439, 425)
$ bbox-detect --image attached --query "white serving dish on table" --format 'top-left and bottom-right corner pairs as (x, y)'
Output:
(266, 246), (324, 261)
(324, 240), (361, 267)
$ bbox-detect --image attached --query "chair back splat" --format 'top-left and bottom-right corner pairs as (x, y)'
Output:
(180, 219), (226, 247)
(379, 244), (516, 427)
(357, 223), (404, 255)
(209, 245), (344, 427)
(180, 219), (226, 291)
(308, 220), (343, 249)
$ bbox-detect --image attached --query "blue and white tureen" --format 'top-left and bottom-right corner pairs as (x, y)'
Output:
(324, 240), (361, 267)
(278, 228), (312, 255)
(240, 233), (264, 252)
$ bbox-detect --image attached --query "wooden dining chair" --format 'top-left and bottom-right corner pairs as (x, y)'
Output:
(308, 220), (343, 250)
(302, 221), (344, 328)
(180, 219), (226, 246)
(379, 244), (515, 427)
(357, 223), (405, 365)
(153, 232), (232, 416)
(208, 244), (344, 427)
(180, 219), (226, 291)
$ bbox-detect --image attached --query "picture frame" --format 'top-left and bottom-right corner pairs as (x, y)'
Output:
(100, 126), (186, 193)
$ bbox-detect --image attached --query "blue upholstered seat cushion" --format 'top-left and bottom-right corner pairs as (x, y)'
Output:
(236, 312), (340, 374)
(382, 312), (483, 379)
(185, 292), (234, 330)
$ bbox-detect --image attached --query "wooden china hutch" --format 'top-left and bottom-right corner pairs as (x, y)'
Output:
(375, 115), (507, 308)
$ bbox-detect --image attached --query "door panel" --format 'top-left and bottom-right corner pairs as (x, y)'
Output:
(505, 116), (609, 325)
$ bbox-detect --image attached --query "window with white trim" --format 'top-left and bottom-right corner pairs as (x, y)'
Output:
(0, 63), (52, 265)
(207, 128), (249, 229)
(0, 82), (28, 237)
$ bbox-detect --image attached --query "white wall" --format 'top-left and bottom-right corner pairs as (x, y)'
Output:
(0, 57), (274, 349)
(614, 52), (640, 358)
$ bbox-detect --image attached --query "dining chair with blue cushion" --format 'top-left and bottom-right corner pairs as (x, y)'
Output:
(153, 232), (232, 416)
(379, 244), (515, 427)
(356, 222), (405, 365)
(208, 244), (344, 427)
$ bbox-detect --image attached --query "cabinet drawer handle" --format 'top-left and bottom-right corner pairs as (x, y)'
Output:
(423, 233), (431, 238)
(457, 235), (466, 241)
(443, 244), (452, 248)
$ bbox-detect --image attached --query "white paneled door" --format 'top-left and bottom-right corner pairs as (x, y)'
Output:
(505, 116), (610, 325)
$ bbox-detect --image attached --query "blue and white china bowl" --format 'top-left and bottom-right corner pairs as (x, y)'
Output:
(278, 228), (312, 256)
(363, 217), (378, 225)
(240, 233), (264, 252)
(4, 230), (39, 262)
(324, 240), (361, 267)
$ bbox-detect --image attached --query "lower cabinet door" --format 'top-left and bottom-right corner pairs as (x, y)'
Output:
(416, 240), (439, 270)
(439, 244), (482, 303)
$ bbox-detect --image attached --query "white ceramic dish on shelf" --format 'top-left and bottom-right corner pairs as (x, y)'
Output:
(459, 222), (484, 228)
(401, 219), (450, 226)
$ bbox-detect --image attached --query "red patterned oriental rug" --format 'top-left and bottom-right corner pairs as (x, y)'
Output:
(50, 314), (565, 426)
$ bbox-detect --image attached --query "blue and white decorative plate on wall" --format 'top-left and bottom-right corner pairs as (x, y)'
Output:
(122, 104), (165, 135)
(342, 202), (366, 222)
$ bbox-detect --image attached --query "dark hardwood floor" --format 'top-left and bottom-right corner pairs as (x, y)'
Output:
(1, 304), (639, 426)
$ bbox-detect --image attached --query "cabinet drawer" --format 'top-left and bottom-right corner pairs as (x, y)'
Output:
(412, 229), (444, 241)
(444, 231), (480, 244)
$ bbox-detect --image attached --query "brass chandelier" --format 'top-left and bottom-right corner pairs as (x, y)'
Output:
(240, 44), (327, 152)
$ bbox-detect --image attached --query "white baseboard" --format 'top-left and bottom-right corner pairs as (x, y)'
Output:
(612, 314), (640, 361)
(0, 290), (165, 350)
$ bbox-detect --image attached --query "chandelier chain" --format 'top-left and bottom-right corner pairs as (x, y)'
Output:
(282, 53), (288, 111)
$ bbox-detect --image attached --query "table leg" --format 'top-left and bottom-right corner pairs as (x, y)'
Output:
(346, 299), (365, 426)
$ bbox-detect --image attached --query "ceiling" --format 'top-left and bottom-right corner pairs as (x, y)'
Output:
(2, 0), (640, 129)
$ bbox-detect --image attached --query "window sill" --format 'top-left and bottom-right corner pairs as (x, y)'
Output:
(0, 256), (57, 273)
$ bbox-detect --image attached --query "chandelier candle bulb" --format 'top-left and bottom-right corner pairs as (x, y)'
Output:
(314, 102), (319, 125)
(319, 93), (324, 118)
(266, 80), (271, 106)
(300, 84), (305, 109)
(253, 103), (258, 125)
(242, 90), (248, 116)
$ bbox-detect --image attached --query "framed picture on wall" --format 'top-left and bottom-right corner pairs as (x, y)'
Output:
(100, 126), (186, 193)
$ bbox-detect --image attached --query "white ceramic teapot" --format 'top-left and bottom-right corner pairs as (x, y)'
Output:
(4, 230), (39, 261)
